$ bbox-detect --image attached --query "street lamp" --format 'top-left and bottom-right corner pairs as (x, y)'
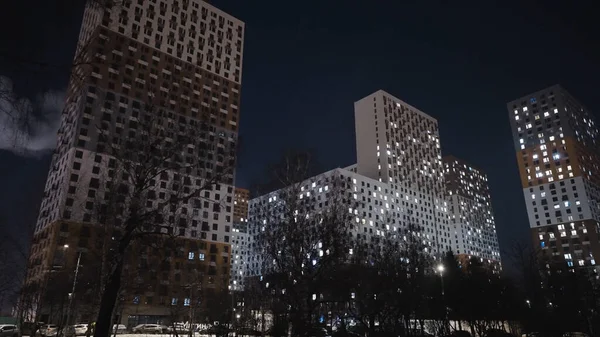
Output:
(62, 246), (82, 337)
(436, 264), (445, 296)
(526, 299), (531, 308)
(436, 263), (449, 334)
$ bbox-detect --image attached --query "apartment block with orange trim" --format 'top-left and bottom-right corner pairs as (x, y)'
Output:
(23, 0), (244, 325)
(507, 85), (600, 268)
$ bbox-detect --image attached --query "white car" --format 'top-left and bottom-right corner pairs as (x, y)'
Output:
(68, 324), (88, 336)
(132, 324), (168, 334)
(38, 325), (58, 337)
(112, 325), (127, 334)
(0, 325), (20, 337)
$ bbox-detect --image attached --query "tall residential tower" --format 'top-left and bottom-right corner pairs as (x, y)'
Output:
(444, 156), (501, 271)
(245, 90), (456, 279)
(508, 85), (600, 268)
(230, 187), (249, 291)
(354, 90), (452, 254)
(25, 0), (244, 324)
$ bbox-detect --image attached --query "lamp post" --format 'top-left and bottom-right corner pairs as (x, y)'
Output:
(63, 245), (82, 337)
(437, 264), (445, 296)
(436, 264), (448, 333)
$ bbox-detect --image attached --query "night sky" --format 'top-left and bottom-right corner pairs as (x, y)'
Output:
(1, 0), (599, 274)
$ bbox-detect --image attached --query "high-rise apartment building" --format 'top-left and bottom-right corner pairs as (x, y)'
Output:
(444, 156), (501, 271)
(245, 90), (453, 278)
(24, 0), (244, 324)
(233, 188), (249, 229)
(230, 188), (249, 290)
(355, 90), (451, 254)
(508, 85), (600, 268)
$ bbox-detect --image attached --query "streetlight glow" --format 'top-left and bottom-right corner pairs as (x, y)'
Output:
(63, 244), (69, 248)
(437, 264), (444, 273)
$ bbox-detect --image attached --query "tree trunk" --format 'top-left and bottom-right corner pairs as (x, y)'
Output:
(93, 256), (125, 337)
(260, 306), (265, 337)
(368, 315), (375, 337)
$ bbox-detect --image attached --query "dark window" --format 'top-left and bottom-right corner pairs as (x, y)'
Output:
(89, 178), (100, 189)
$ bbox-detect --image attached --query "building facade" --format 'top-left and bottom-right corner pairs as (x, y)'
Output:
(444, 156), (501, 271)
(507, 85), (600, 268)
(24, 0), (244, 324)
(230, 188), (249, 291)
(354, 90), (451, 255)
(245, 90), (453, 278)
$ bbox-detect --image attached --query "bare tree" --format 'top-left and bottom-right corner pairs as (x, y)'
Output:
(0, 0), (122, 150)
(253, 151), (355, 337)
(337, 226), (434, 337)
(0, 219), (36, 321)
(73, 99), (238, 337)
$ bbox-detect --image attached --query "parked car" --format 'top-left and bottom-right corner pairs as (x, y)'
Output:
(132, 324), (169, 334)
(65, 324), (88, 336)
(38, 325), (58, 337)
(112, 324), (127, 334)
(0, 325), (20, 337)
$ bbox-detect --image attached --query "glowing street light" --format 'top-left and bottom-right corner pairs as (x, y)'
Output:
(437, 263), (448, 332)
